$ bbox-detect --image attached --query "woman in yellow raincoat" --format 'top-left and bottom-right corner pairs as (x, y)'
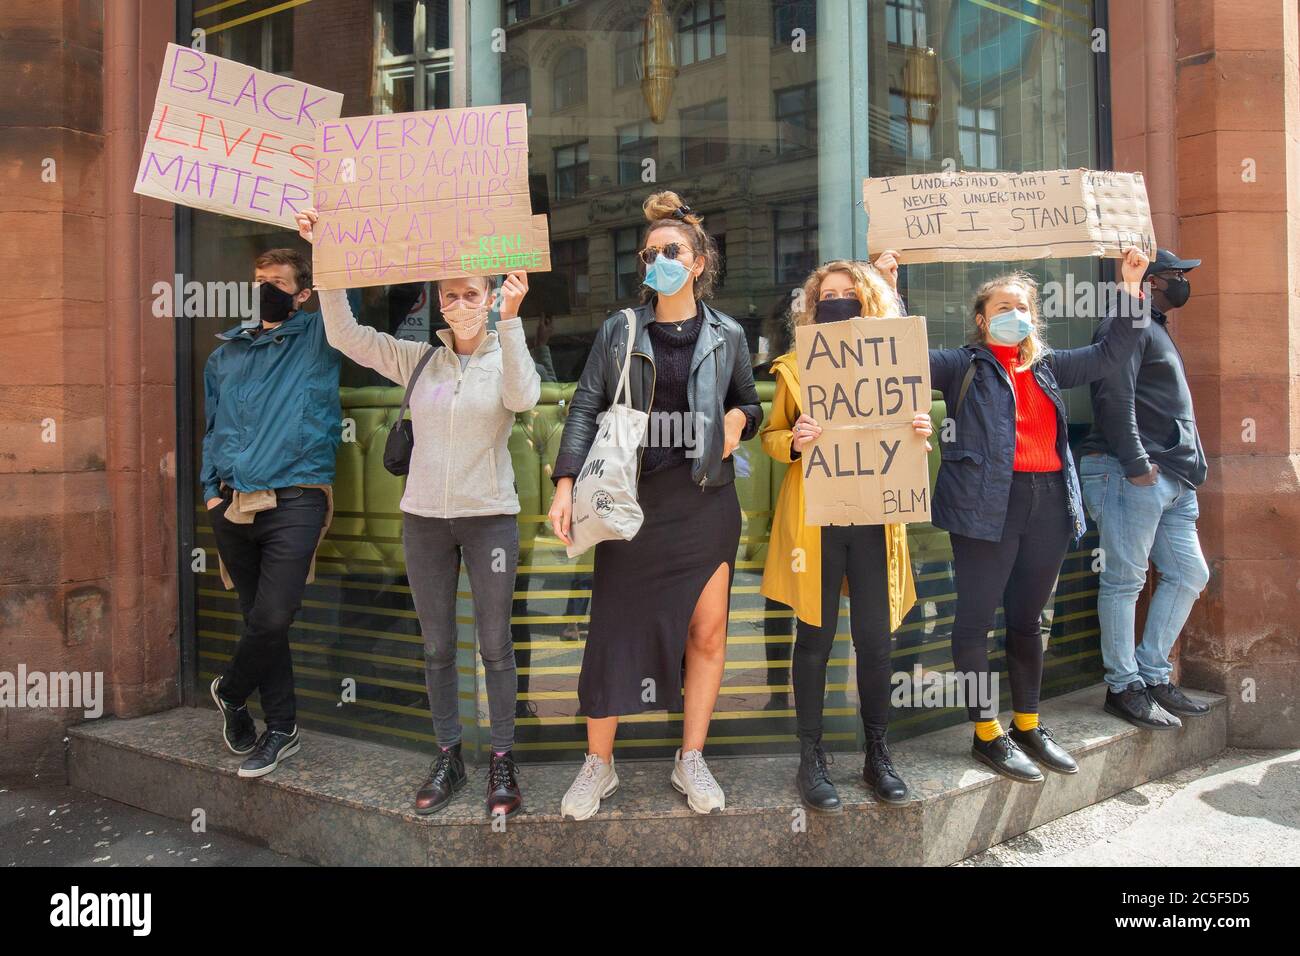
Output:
(761, 259), (931, 812)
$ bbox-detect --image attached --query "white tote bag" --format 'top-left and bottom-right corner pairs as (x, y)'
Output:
(566, 309), (647, 559)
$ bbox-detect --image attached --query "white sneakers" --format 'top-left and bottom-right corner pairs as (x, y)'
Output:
(671, 748), (726, 814)
(560, 748), (727, 819)
(560, 753), (619, 821)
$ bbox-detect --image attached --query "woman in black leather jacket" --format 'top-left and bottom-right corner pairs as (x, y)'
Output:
(548, 191), (762, 820)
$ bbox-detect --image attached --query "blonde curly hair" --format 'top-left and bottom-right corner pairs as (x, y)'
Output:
(791, 259), (900, 329)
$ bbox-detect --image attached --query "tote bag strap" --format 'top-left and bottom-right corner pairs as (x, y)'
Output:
(397, 346), (437, 422)
(613, 308), (638, 407)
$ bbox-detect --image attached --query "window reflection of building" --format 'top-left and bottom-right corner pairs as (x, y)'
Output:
(771, 0), (816, 44)
(775, 83), (817, 154)
(375, 0), (451, 112)
(552, 47), (588, 110)
(773, 205), (818, 286)
(886, 0), (928, 47)
(617, 121), (658, 185)
(958, 104), (1000, 169)
(677, 0), (726, 66)
(552, 237), (589, 309)
(554, 141), (590, 200)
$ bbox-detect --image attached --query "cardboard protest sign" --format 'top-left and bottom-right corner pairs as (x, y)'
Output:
(135, 43), (343, 229)
(311, 104), (551, 289)
(863, 169), (1156, 264)
(795, 316), (932, 526)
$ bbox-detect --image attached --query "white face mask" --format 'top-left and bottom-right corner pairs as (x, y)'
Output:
(441, 300), (489, 340)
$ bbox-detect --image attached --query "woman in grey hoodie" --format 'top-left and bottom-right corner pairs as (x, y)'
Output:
(296, 210), (541, 819)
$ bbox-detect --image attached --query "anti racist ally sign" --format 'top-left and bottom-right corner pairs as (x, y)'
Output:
(863, 168), (1156, 264)
(794, 316), (932, 526)
(311, 104), (551, 289)
(134, 43), (343, 229)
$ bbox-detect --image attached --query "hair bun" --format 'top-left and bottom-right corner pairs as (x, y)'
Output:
(643, 190), (700, 225)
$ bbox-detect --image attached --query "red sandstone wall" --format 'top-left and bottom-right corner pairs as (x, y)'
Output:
(0, 0), (179, 782)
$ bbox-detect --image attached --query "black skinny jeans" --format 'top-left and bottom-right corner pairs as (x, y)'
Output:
(949, 471), (1072, 722)
(793, 523), (893, 743)
(210, 487), (329, 732)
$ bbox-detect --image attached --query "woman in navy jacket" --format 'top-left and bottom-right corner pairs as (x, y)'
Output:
(876, 248), (1150, 782)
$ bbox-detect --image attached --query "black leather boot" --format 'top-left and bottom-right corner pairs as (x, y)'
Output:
(971, 731), (1044, 783)
(414, 743), (467, 815)
(862, 732), (909, 804)
(1147, 682), (1210, 718)
(1105, 681), (1182, 730)
(796, 740), (842, 813)
(486, 750), (523, 818)
(1008, 722), (1078, 774)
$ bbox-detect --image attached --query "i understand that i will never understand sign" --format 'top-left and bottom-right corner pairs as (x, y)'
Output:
(310, 103), (552, 289)
(135, 44), (343, 229)
(795, 315), (932, 527)
(863, 168), (1156, 264)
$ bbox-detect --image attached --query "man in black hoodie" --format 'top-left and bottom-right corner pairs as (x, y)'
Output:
(1079, 249), (1212, 731)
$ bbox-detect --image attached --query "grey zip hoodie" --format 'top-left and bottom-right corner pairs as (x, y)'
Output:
(318, 288), (541, 518)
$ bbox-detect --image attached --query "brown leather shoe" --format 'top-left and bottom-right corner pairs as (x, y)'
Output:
(486, 750), (522, 818)
(414, 743), (466, 815)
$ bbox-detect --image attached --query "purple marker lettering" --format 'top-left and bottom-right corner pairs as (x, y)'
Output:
(262, 83), (295, 122)
(168, 47), (208, 95)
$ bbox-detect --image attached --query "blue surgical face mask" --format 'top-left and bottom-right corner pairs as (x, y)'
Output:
(643, 253), (692, 296)
(987, 308), (1033, 345)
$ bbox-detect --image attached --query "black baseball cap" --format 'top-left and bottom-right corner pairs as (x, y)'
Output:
(1145, 248), (1201, 278)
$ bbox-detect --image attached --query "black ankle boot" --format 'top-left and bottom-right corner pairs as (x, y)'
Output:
(414, 742), (467, 815)
(862, 732), (909, 805)
(796, 740), (842, 813)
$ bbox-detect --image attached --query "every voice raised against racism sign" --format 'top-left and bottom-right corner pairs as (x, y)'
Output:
(863, 168), (1156, 264)
(311, 103), (551, 289)
(134, 43), (343, 229)
(794, 316), (932, 526)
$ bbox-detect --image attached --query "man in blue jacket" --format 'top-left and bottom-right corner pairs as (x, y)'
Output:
(202, 248), (341, 778)
(1079, 248), (1211, 731)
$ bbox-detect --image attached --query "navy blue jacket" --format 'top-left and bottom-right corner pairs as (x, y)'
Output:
(930, 290), (1144, 542)
(1078, 307), (1207, 488)
(201, 308), (342, 502)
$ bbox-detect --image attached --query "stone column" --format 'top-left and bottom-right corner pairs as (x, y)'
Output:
(1170, 0), (1300, 748)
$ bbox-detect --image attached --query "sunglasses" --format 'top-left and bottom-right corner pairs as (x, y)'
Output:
(638, 243), (687, 266)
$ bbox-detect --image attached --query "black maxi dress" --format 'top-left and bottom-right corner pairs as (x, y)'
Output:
(576, 316), (743, 718)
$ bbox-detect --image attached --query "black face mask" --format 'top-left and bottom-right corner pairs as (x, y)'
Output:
(258, 281), (298, 326)
(813, 297), (862, 324)
(1159, 275), (1191, 309)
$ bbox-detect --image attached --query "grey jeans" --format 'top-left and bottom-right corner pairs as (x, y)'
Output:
(402, 512), (519, 752)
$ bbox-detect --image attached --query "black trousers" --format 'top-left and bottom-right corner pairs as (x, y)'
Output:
(210, 487), (328, 732)
(793, 523), (892, 742)
(949, 471), (1072, 722)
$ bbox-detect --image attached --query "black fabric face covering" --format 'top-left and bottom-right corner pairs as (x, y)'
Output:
(258, 281), (298, 326)
(814, 297), (863, 324)
(1160, 275), (1191, 309)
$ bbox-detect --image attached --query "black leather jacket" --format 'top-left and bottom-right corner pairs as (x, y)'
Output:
(553, 300), (763, 488)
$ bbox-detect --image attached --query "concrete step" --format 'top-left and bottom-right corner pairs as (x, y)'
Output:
(67, 684), (1225, 866)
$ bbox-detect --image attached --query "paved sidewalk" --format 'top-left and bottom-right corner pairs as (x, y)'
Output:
(0, 785), (310, 867)
(960, 748), (1300, 866)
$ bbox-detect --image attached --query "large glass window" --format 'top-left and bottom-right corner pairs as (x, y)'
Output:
(183, 0), (1107, 765)
(678, 0), (727, 66)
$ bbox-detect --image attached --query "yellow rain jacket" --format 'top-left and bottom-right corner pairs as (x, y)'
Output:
(759, 351), (917, 631)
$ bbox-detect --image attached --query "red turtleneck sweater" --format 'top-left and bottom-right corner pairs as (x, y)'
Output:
(989, 343), (1061, 472)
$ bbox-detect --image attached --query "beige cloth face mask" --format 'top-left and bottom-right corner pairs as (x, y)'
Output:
(441, 301), (489, 339)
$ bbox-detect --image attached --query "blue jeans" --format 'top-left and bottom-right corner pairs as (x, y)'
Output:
(1078, 454), (1210, 692)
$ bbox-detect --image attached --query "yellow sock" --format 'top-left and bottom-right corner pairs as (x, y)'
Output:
(1013, 712), (1039, 732)
(974, 718), (1004, 742)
